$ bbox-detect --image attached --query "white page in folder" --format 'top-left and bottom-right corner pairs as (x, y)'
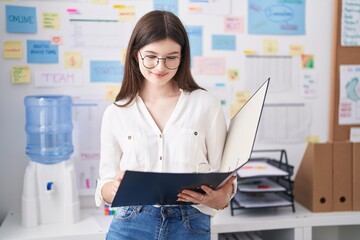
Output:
(220, 78), (270, 172)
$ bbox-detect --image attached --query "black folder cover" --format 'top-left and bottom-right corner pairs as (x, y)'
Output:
(111, 78), (270, 207)
(112, 171), (231, 206)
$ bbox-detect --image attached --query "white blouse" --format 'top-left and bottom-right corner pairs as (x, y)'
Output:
(95, 89), (228, 216)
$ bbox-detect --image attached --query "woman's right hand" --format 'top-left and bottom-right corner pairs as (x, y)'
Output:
(101, 171), (125, 204)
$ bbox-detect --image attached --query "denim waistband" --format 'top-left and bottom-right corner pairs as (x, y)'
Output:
(130, 205), (201, 221)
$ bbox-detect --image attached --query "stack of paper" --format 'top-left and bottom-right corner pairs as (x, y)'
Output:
(237, 177), (286, 192)
(234, 192), (292, 208)
(237, 161), (289, 178)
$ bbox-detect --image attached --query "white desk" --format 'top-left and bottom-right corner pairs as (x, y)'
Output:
(0, 209), (106, 240)
(211, 202), (360, 240)
(1, 203), (360, 240)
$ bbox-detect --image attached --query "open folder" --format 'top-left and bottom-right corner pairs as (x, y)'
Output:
(111, 78), (270, 207)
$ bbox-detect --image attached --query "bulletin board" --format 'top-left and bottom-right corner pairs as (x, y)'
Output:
(329, 0), (360, 141)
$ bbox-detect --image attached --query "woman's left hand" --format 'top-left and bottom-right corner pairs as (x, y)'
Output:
(177, 175), (237, 210)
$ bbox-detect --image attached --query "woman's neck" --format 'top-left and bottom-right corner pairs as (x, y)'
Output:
(139, 80), (180, 102)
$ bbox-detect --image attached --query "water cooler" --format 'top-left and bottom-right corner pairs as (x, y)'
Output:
(21, 95), (80, 227)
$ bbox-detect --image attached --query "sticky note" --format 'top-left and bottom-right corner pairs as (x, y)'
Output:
(263, 39), (278, 55)
(91, 0), (108, 4)
(193, 57), (225, 75)
(6, 5), (37, 33)
(121, 48), (127, 64)
(350, 128), (360, 142)
(117, 5), (135, 22)
(51, 36), (63, 45)
(224, 16), (244, 33)
(105, 85), (120, 102)
(42, 12), (60, 30)
(212, 35), (236, 51)
(90, 61), (123, 83)
(12, 66), (31, 84)
(3, 41), (23, 59)
(301, 54), (314, 69)
(67, 8), (79, 14)
(186, 26), (203, 61)
(289, 44), (303, 56)
(228, 69), (239, 81)
(306, 135), (320, 143)
(27, 40), (59, 64)
(230, 103), (243, 118)
(65, 52), (82, 69)
(244, 49), (256, 55)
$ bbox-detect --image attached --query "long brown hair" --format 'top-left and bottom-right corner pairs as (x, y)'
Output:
(115, 10), (204, 107)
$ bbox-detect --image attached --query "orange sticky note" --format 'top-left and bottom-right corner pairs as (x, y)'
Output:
(289, 44), (303, 56)
(302, 54), (314, 69)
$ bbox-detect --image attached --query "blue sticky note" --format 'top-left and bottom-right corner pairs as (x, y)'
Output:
(27, 40), (58, 64)
(90, 61), (123, 83)
(248, 0), (305, 35)
(212, 35), (236, 51)
(186, 26), (203, 63)
(154, 0), (178, 15)
(6, 5), (37, 33)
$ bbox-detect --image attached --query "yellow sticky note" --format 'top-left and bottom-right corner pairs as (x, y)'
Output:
(118, 5), (135, 22)
(228, 69), (239, 81)
(263, 39), (278, 55)
(306, 135), (320, 143)
(3, 41), (23, 59)
(92, 0), (108, 4)
(230, 103), (243, 118)
(235, 90), (250, 105)
(105, 85), (120, 102)
(230, 91), (251, 117)
(121, 48), (127, 64)
(64, 52), (82, 69)
(289, 44), (303, 56)
(12, 66), (31, 84)
(43, 13), (60, 30)
(244, 49), (256, 55)
(113, 5), (125, 9)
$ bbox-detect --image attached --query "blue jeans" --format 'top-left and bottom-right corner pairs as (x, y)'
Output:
(106, 205), (210, 240)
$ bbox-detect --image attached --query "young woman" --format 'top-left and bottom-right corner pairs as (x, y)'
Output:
(95, 10), (236, 240)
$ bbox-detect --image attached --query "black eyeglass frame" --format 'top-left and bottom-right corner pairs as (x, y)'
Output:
(139, 51), (181, 70)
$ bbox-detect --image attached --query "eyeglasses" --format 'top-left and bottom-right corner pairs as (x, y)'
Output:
(139, 51), (181, 70)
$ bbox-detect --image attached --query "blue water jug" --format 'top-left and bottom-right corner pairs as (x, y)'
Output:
(25, 95), (74, 164)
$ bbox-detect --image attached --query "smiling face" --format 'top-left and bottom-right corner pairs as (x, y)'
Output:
(138, 38), (181, 88)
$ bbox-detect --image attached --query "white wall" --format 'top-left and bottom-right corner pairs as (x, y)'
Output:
(0, 0), (334, 224)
